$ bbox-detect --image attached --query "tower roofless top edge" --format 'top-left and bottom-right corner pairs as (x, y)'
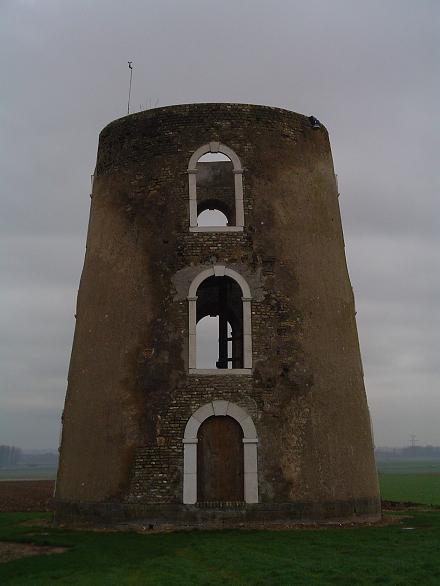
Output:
(99, 102), (328, 137)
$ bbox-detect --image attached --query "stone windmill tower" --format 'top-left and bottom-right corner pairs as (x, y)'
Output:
(55, 104), (380, 526)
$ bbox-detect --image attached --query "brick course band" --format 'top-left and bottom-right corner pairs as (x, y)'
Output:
(54, 497), (381, 528)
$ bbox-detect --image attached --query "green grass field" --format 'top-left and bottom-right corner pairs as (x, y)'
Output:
(0, 510), (440, 585)
(0, 460), (439, 583)
(379, 474), (440, 506)
(377, 459), (440, 506)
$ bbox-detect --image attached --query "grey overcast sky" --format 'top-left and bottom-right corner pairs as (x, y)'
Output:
(1, 0), (439, 449)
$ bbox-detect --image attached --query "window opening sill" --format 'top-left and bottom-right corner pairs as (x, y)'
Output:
(189, 368), (252, 376)
(189, 226), (243, 233)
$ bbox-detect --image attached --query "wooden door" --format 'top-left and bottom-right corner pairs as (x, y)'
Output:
(197, 416), (244, 502)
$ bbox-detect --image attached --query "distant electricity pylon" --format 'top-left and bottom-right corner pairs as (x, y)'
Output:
(127, 61), (133, 115)
(410, 434), (417, 448)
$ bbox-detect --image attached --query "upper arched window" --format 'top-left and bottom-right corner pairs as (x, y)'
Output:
(188, 142), (244, 232)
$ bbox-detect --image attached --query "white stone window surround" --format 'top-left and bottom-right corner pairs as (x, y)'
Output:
(188, 141), (244, 231)
(182, 400), (259, 504)
(188, 265), (252, 374)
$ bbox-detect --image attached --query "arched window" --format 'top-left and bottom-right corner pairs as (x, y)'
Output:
(188, 142), (244, 232)
(188, 266), (252, 374)
(196, 276), (243, 369)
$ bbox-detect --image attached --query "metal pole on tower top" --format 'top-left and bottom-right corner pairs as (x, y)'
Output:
(127, 61), (133, 115)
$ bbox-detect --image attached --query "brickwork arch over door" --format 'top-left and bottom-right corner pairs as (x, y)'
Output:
(182, 400), (258, 504)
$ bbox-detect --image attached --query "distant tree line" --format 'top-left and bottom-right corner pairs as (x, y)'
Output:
(0, 446), (58, 468)
(0, 445), (22, 467)
(20, 451), (58, 467)
(376, 445), (440, 460)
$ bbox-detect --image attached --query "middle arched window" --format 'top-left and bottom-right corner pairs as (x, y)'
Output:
(188, 266), (252, 374)
(188, 142), (244, 232)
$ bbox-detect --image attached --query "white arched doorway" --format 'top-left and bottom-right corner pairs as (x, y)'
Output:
(182, 400), (258, 504)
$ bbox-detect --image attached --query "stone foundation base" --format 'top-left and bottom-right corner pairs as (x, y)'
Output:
(54, 498), (381, 529)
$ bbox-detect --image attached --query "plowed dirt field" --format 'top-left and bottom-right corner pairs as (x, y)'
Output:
(0, 481), (54, 512)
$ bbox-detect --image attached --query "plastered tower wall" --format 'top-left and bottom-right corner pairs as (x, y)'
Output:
(55, 103), (380, 525)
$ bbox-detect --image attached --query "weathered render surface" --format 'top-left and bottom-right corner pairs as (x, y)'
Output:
(55, 103), (380, 526)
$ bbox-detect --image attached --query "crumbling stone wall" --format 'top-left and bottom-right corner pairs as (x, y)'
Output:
(55, 103), (380, 524)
